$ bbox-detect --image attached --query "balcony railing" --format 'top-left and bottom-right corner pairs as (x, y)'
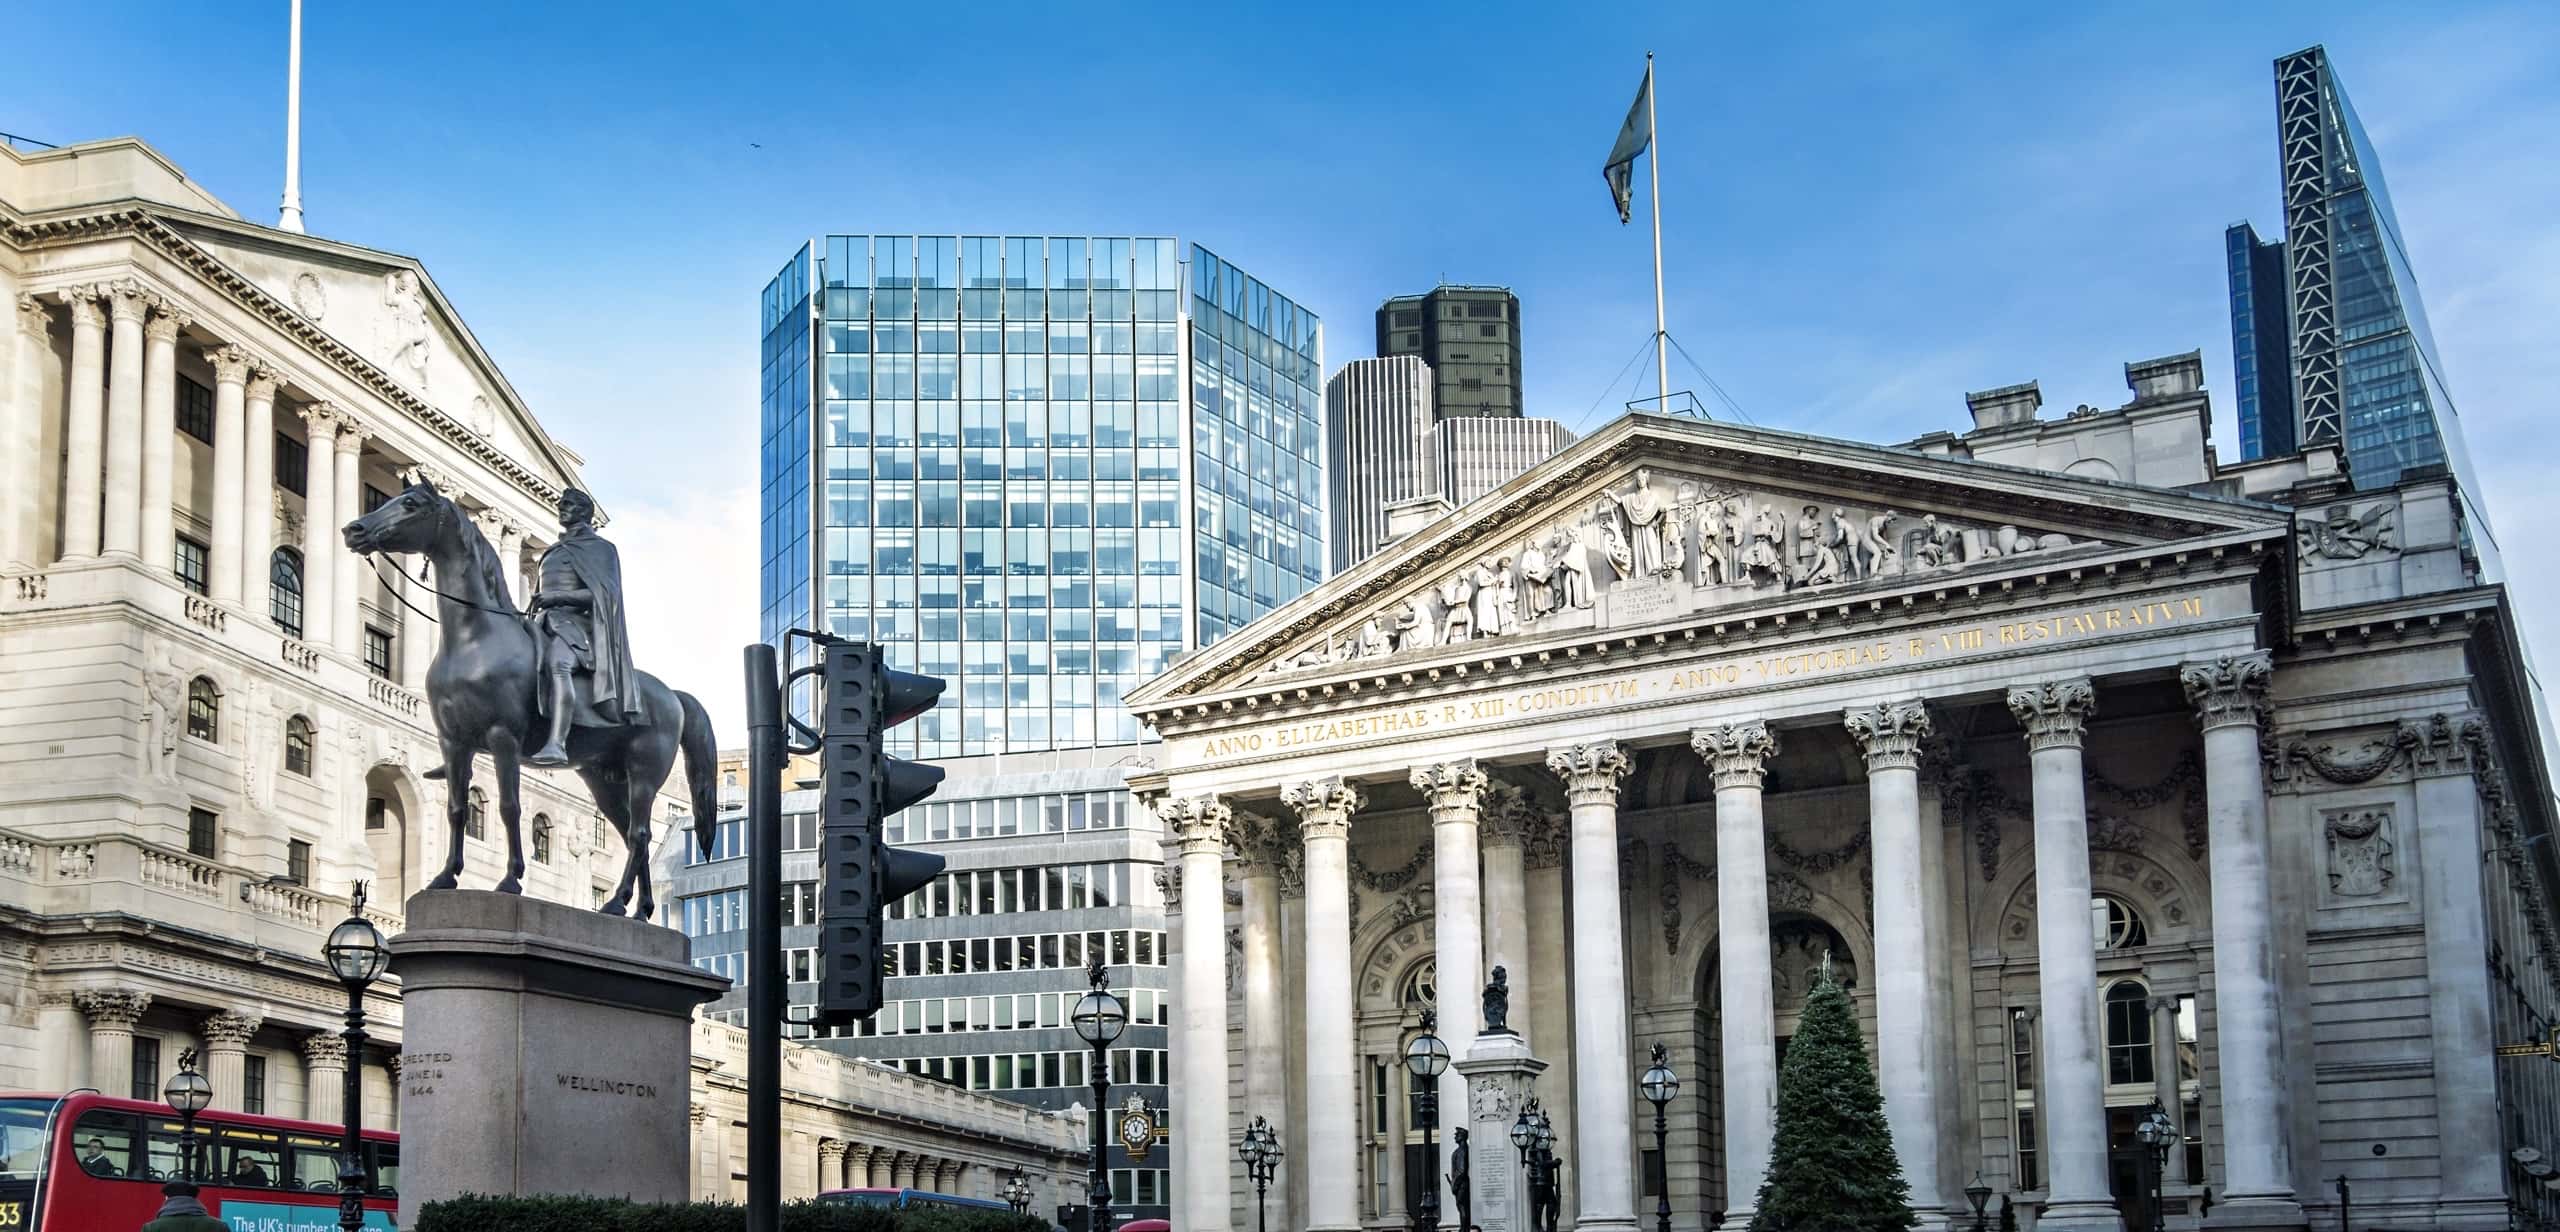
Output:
(368, 675), (423, 717)
(0, 824), (393, 939)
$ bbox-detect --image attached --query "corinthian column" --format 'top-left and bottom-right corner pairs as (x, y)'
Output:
(1520, 810), (1577, 1215)
(5, 296), (52, 569)
(1846, 700), (1944, 1223)
(302, 1032), (348, 1123)
(75, 990), (151, 1097)
(297, 405), (342, 645)
(138, 304), (189, 573)
(240, 369), (279, 608)
(1282, 775), (1366, 1232)
(1161, 794), (1235, 1232)
(204, 347), (252, 603)
(102, 283), (151, 557)
(1413, 757), (1488, 1207)
(1692, 721), (1781, 1231)
(332, 421), (367, 655)
(1545, 740), (1637, 1232)
(1236, 811), (1290, 1214)
(2006, 678), (2119, 1232)
(59, 288), (108, 559)
(2180, 654), (2302, 1224)
(1478, 784), (1533, 1034)
(201, 1010), (262, 1111)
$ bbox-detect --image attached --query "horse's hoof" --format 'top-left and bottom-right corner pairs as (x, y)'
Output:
(597, 900), (628, 917)
(494, 877), (522, 895)
(426, 873), (459, 892)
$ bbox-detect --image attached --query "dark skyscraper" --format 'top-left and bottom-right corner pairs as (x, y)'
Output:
(2228, 45), (2498, 568)
(1376, 286), (1522, 418)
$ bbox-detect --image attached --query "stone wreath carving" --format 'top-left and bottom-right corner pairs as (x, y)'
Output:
(1768, 828), (1869, 874)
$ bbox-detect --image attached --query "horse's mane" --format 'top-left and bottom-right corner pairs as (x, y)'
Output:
(437, 488), (515, 611)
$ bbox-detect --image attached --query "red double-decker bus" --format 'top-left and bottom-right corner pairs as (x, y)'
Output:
(0, 1091), (397, 1231)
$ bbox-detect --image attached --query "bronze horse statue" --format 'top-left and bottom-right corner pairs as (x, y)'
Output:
(342, 479), (716, 917)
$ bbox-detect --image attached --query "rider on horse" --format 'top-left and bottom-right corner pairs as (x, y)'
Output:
(526, 488), (644, 767)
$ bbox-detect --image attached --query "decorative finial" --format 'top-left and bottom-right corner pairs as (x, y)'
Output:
(1651, 1040), (1669, 1066)
(350, 880), (370, 914)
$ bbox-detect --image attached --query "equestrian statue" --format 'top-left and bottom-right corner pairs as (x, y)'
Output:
(342, 480), (716, 918)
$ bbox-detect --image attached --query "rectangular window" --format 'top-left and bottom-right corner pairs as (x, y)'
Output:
(174, 535), (210, 595)
(2015, 1108), (2040, 1190)
(188, 808), (218, 859)
(363, 627), (394, 680)
(275, 433), (309, 496)
(286, 839), (311, 886)
(365, 798), (387, 831)
(242, 1055), (267, 1115)
(132, 1036), (162, 1101)
(176, 375), (214, 443)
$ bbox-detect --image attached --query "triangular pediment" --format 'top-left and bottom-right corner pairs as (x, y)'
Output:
(1129, 413), (2291, 705)
(161, 212), (584, 494)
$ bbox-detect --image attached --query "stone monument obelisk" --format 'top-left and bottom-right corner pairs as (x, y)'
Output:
(1454, 968), (1549, 1232)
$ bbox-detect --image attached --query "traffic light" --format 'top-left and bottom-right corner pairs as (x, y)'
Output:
(816, 640), (948, 1023)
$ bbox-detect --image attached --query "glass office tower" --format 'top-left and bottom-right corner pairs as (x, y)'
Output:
(2225, 222), (2294, 461)
(759, 237), (1323, 756)
(2228, 46), (2498, 570)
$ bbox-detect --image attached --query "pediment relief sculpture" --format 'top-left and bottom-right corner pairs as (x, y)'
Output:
(2299, 500), (2397, 560)
(1260, 466), (2103, 679)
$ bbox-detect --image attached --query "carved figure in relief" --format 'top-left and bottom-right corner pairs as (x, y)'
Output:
(1695, 497), (1730, 586)
(1471, 560), (1506, 636)
(1517, 538), (1559, 622)
(1613, 468), (1677, 579)
(1829, 507), (1862, 579)
(240, 679), (280, 810)
(379, 270), (431, 393)
(1864, 509), (1899, 576)
(1439, 572), (1477, 643)
(1357, 616), (1390, 659)
(1490, 557), (1518, 635)
(1914, 513), (1963, 569)
(1791, 504), (1841, 586)
(2301, 503), (2396, 560)
(1395, 597), (1434, 652)
(1553, 525), (1595, 610)
(143, 642), (186, 783)
(1743, 502), (1787, 588)
(1592, 499), (1632, 581)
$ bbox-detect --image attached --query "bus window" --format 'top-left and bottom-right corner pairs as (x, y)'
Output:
(286, 1134), (341, 1191)
(368, 1140), (400, 1195)
(215, 1125), (284, 1189)
(69, 1110), (140, 1178)
(0, 1098), (51, 1180)
(142, 1118), (196, 1181)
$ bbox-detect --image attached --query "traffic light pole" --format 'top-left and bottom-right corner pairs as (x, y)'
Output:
(744, 643), (785, 1232)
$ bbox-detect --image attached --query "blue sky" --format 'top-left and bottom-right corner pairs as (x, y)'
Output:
(9, 2), (2556, 738)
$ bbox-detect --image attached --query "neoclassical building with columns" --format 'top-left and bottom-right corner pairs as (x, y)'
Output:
(1127, 357), (2560, 1232)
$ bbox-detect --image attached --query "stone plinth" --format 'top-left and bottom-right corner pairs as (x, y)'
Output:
(1455, 1030), (1550, 1232)
(386, 890), (728, 1227)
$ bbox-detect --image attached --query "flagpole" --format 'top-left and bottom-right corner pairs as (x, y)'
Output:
(1646, 51), (1668, 410)
(279, 0), (306, 234)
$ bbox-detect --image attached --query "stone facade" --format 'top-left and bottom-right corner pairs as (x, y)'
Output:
(1126, 354), (2558, 1232)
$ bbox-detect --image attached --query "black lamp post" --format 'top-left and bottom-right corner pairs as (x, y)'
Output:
(1639, 1043), (1679, 1232)
(1240, 1115), (1281, 1232)
(1511, 1099), (1538, 1215)
(1405, 1010), (1451, 1232)
(161, 1048), (212, 1184)
(2135, 1100), (2174, 1232)
(1072, 957), (1127, 1232)
(322, 883), (390, 1232)
(1965, 1172), (1993, 1232)
(1531, 1106), (1560, 1232)
(1003, 1168), (1032, 1215)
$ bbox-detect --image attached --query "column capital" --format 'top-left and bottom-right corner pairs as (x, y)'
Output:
(1281, 775), (1365, 841)
(143, 305), (191, 343)
(107, 280), (153, 322)
(300, 401), (348, 438)
(62, 284), (108, 328)
(74, 990), (152, 1027)
(816, 1137), (846, 1160)
(1691, 721), (1780, 790)
(300, 1032), (348, 1067)
(201, 1010), (262, 1047)
(1844, 700), (1933, 771)
(1546, 739), (1632, 804)
(334, 415), (370, 452)
(385, 1054), (404, 1081)
(2181, 652), (2272, 733)
(1479, 780), (1534, 849)
(1409, 759), (1488, 822)
(1228, 809), (1297, 880)
(2007, 677), (2097, 752)
(846, 1142), (874, 1162)
(205, 344), (255, 385)
(245, 364), (282, 402)
(14, 293), (49, 336)
(1157, 794), (1233, 856)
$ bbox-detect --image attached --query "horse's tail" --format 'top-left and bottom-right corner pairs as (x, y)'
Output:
(675, 690), (721, 859)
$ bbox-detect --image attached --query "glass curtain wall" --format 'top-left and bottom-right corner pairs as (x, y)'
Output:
(1188, 243), (1324, 647)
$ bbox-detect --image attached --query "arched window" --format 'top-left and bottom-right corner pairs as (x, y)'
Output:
(2103, 979), (2155, 1085)
(283, 715), (314, 776)
(466, 789), (488, 840)
(186, 677), (221, 742)
(532, 815), (553, 864)
(2091, 894), (2148, 950)
(270, 547), (305, 637)
(1398, 959), (1437, 1011)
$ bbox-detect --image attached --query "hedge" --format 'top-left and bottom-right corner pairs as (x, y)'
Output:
(415, 1195), (1055, 1232)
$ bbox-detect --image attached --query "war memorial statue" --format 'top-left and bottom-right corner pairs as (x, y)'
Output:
(342, 480), (717, 917)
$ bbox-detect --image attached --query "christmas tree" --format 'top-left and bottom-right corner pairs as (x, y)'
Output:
(1749, 960), (1917, 1232)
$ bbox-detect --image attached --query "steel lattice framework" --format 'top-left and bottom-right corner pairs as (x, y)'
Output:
(2276, 46), (2341, 449)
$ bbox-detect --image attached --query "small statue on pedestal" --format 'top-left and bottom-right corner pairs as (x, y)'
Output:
(1448, 1127), (1471, 1232)
(1483, 966), (1513, 1035)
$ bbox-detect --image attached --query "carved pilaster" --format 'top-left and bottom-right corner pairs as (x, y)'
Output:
(2007, 677), (2097, 751)
(1281, 776), (1365, 843)
(1545, 740), (1632, 806)
(201, 1011), (262, 1047)
(1692, 721), (1780, 790)
(1409, 759), (1488, 820)
(1844, 700), (1932, 771)
(2181, 652), (2272, 733)
(15, 293), (49, 337)
(74, 990), (151, 1028)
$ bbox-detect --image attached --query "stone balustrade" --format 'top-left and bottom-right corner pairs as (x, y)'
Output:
(140, 844), (224, 898)
(240, 876), (328, 928)
(0, 824), (386, 954)
(367, 674), (422, 717)
(183, 592), (227, 631)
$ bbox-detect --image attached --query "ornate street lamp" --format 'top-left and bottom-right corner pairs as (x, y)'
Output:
(1531, 1106), (1560, 1232)
(1405, 1011), (1450, 1232)
(1239, 1115), (1282, 1232)
(322, 884), (390, 1232)
(161, 1047), (213, 1184)
(2134, 1100), (2175, 1232)
(1965, 1172), (1993, 1232)
(1640, 1042), (1680, 1232)
(1002, 1168), (1032, 1215)
(1072, 957), (1127, 1232)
